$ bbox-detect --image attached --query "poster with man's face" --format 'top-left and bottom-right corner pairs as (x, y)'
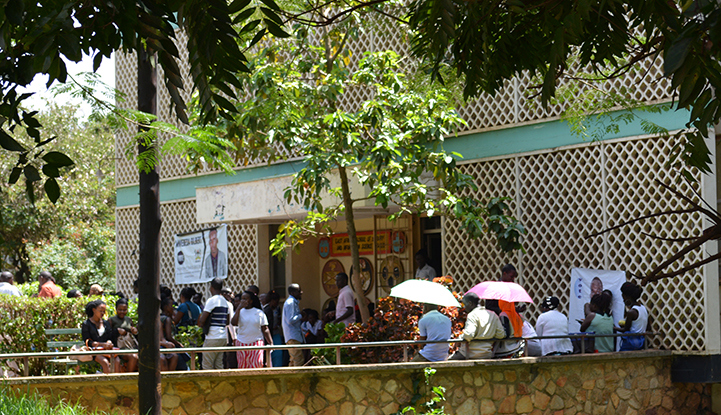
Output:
(174, 224), (228, 284)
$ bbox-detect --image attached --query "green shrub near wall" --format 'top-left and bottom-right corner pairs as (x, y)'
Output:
(0, 295), (135, 375)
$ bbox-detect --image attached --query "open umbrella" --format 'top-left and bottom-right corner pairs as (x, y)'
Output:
(466, 281), (533, 303)
(389, 279), (461, 308)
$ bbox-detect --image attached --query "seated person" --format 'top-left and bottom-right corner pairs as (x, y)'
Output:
(161, 295), (190, 370)
(174, 287), (201, 327)
(493, 300), (523, 358)
(579, 292), (614, 352)
(82, 300), (138, 373)
(109, 298), (138, 347)
(617, 282), (649, 351)
(535, 296), (573, 356)
(301, 309), (324, 344)
(450, 293), (505, 360)
(411, 303), (451, 362)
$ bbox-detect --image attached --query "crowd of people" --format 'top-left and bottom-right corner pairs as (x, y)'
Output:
(411, 264), (651, 362)
(0, 262), (651, 372)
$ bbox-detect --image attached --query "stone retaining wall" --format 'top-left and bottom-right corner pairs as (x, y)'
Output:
(6, 351), (713, 415)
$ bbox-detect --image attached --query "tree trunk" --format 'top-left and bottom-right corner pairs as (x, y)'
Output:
(338, 165), (371, 324)
(137, 46), (161, 415)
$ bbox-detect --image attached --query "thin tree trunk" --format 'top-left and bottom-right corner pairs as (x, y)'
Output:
(137, 45), (161, 415)
(338, 165), (371, 324)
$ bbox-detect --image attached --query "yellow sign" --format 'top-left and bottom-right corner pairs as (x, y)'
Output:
(330, 231), (390, 256)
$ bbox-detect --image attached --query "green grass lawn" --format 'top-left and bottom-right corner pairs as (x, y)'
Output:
(0, 388), (116, 415)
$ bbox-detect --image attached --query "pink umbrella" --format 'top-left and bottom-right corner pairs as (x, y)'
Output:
(466, 281), (533, 303)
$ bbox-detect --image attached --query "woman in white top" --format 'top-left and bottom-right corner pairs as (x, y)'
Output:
(617, 282), (649, 351)
(231, 291), (273, 368)
(535, 296), (573, 356)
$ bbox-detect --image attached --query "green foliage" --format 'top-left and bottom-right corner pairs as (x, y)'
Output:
(406, 0), (721, 179)
(0, 0), (291, 202)
(213, 23), (525, 256)
(0, 387), (118, 415)
(311, 322), (351, 364)
(176, 325), (204, 349)
(400, 367), (448, 415)
(0, 104), (116, 284)
(27, 224), (116, 293)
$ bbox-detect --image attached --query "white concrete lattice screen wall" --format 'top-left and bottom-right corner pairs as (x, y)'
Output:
(115, 200), (259, 298)
(114, 16), (674, 188)
(443, 135), (707, 351)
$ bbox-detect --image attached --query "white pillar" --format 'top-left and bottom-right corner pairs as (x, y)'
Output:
(703, 128), (721, 353)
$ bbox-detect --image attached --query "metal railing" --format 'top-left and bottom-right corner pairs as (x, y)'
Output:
(0, 332), (657, 376)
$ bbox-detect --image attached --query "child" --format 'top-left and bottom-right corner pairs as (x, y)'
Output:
(617, 282), (648, 351)
(301, 309), (323, 344)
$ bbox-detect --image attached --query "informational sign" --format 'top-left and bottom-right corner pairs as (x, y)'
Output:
(174, 224), (228, 284)
(330, 230), (390, 256)
(568, 268), (626, 333)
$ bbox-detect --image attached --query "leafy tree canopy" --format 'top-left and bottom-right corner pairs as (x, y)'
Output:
(0, 103), (115, 285)
(406, 0), (719, 179)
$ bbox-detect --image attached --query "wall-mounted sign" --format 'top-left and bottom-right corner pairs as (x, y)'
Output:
(174, 224), (228, 284)
(322, 259), (345, 297)
(318, 237), (331, 258)
(330, 230), (390, 256)
(350, 257), (374, 295)
(391, 231), (406, 254)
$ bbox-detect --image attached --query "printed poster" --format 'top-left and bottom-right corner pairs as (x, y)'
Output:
(568, 268), (626, 333)
(174, 224), (228, 284)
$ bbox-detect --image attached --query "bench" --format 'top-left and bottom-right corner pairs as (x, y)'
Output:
(45, 328), (87, 375)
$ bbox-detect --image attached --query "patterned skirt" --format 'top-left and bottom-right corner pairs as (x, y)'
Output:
(235, 339), (264, 369)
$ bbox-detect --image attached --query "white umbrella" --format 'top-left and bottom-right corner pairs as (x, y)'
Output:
(389, 279), (461, 308)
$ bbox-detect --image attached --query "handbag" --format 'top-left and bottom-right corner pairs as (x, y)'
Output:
(70, 340), (93, 362)
(224, 324), (238, 369)
(117, 333), (138, 350)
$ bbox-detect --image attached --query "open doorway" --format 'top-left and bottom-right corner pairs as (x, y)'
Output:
(421, 216), (442, 277)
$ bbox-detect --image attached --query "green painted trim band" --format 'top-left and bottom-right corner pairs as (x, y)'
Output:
(116, 106), (691, 208)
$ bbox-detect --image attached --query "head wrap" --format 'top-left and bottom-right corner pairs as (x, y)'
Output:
(541, 296), (559, 310)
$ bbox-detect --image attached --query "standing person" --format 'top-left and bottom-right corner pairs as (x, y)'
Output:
(580, 292), (614, 352)
(0, 272), (21, 296)
(414, 249), (437, 281)
(450, 293), (505, 360)
(330, 273), (355, 326)
(231, 291), (273, 368)
(203, 228), (227, 279)
(263, 290), (283, 367)
(37, 271), (62, 298)
(282, 284), (305, 367)
(174, 287), (201, 327)
(487, 264), (518, 314)
(197, 278), (231, 370)
(89, 284), (104, 297)
(535, 296), (573, 356)
(411, 303), (451, 362)
(617, 282), (649, 351)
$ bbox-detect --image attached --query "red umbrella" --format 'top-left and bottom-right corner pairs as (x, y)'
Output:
(466, 281), (533, 303)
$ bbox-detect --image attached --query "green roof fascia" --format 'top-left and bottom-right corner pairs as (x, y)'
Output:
(442, 105), (691, 161)
(116, 105), (691, 208)
(116, 160), (306, 208)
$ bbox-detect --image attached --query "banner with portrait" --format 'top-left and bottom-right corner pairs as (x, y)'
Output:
(174, 224), (228, 284)
(568, 268), (626, 333)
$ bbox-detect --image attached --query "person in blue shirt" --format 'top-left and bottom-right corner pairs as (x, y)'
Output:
(174, 287), (202, 328)
(197, 278), (230, 370)
(411, 303), (451, 362)
(282, 283), (304, 366)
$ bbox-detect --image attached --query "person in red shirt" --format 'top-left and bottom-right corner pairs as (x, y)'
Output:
(37, 271), (62, 298)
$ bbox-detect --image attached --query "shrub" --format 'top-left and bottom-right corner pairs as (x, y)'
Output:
(342, 276), (466, 364)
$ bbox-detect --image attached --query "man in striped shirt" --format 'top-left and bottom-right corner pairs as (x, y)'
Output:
(197, 277), (231, 370)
